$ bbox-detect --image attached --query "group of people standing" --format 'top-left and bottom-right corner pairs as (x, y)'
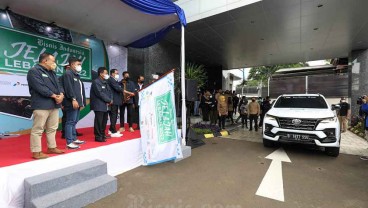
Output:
(27, 53), (143, 159)
(198, 90), (272, 131)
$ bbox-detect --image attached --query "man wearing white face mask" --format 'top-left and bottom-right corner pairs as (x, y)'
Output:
(91, 67), (113, 142)
(27, 53), (65, 159)
(62, 57), (86, 149)
(107, 69), (123, 137)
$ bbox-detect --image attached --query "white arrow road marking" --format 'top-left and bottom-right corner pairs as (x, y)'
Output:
(256, 148), (291, 202)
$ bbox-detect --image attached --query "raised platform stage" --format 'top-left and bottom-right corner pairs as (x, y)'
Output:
(0, 125), (143, 208)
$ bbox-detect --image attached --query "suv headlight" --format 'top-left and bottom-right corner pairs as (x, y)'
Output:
(320, 117), (338, 123)
(265, 114), (277, 120)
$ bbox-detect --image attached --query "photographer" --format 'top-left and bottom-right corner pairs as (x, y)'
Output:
(359, 96), (368, 160)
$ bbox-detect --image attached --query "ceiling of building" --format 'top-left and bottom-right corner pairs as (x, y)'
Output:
(0, 0), (179, 45)
(165, 0), (368, 69)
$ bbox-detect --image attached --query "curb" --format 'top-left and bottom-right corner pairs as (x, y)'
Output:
(204, 130), (230, 138)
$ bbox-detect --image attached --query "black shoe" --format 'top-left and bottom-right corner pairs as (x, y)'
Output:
(104, 135), (111, 139)
(76, 132), (83, 136)
(95, 139), (107, 142)
(249, 129), (253, 131)
(255, 129), (258, 132)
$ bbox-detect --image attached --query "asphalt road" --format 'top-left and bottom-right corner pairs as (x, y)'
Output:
(88, 134), (368, 208)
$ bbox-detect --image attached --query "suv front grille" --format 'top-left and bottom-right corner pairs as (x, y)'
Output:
(277, 118), (320, 131)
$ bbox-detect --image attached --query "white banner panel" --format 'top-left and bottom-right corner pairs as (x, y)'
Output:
(139, 71), (182, 165)
(0, 74), (30, 96)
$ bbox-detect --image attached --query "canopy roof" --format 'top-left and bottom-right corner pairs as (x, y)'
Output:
(0, 0), (180, 45)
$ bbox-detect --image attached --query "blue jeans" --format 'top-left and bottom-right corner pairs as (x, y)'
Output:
(65, 108), (80, 145)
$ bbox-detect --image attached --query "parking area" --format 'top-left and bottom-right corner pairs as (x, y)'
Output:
(88, 129), (368, 208)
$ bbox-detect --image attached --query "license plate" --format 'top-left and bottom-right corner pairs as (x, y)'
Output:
(287, 134), (309, 141)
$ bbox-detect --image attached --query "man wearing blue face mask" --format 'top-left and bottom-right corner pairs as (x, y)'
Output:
(62, 57), (86, 149)
(91, 67), (113, 142)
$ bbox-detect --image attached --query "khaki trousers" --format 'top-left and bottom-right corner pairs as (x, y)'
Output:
(30, 109), (59, 152)
(338, 116), (348, 132)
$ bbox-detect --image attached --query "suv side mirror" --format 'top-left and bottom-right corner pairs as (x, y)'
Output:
(331, 104), (341, 111)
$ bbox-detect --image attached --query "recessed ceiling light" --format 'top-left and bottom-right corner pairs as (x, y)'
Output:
(45, 26), (52, 32)
(317, 4), (323, 8)
(313, 28), (319, 31)
(86, 38), (90, 42)
(1, 13), (6, 19)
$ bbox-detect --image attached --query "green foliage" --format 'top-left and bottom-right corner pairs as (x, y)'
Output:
(247, 63), (306, 86)
(175, 63), (208, 93)
(245, 79), (259, 87)
(185, 63), (207, 88)
(351, 121), (365, 137)
(192, 128), (213, 134)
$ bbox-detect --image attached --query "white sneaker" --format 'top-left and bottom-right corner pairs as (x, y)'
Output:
(73, 139), (85, 144)
(111, 132), (123, 137)
(67, 143), (80, 149)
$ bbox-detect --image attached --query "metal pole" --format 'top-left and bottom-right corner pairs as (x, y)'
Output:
(242, 68), (245, 96)
(267, 76), (270, 97)
(305, 76), (308, 94)
(181, 25), (186, 145)
(260, 80), (263, 97)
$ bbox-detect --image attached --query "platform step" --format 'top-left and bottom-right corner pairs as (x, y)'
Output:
(24, 160), (112, 208)
(31, 174), (117, 208)
(25, 160), (106, 201)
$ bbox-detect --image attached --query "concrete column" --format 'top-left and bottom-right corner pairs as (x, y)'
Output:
(350, 49), (368, 116)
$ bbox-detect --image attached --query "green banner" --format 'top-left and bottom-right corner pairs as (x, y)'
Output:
(155, 91), (176, 144)
(0, 26), (92, 80)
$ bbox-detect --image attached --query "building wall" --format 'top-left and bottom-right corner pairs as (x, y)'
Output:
(105, 43), (128, 74)
(350, 49), (368, 117)
(128, 39), (222, 90)
(128, 40), (180, 83)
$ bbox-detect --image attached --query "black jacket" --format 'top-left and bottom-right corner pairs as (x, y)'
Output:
(134, 82), (144, 106)
(90, 77), (113, 112)
(108, 76), (123, 106)
(261, 100), (272, 114)
(238, 99), (248, 112)
(120, 79), (136, 104)
(27, 64), (64, 110)
(62, 69), (86, 109)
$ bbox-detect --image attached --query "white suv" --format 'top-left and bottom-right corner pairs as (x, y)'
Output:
(262, 94), (341, 157)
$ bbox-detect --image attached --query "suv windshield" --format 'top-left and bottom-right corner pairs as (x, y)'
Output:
(274, 96), (328, 108)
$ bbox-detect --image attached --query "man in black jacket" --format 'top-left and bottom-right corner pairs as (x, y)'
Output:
(259, 96), (272, 128)
(107, 69), (123, 137)
(134, 75), (145, 130)
(119, 71), (136, 133)
(60, 64), (83, 139)
(62, 57), (86, 149)
(91, 67), (113, 142)
(27, 53), (65, 159)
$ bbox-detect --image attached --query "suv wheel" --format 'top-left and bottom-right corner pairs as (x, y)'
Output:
(263, 138), (274, 148)
(325, 147), (340, 157)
